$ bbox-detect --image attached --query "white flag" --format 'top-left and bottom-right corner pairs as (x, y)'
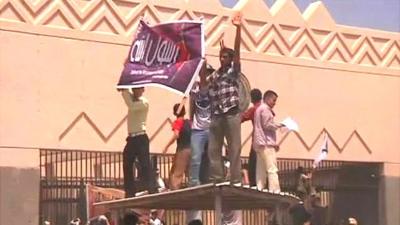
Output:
(313, 132), (328, 168)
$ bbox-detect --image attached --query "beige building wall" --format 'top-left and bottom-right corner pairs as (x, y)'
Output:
(0, 166), (40, 225)
(0, 0), (399, 224)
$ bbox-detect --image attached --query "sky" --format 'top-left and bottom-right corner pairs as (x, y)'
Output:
(221, 0), (400, 32)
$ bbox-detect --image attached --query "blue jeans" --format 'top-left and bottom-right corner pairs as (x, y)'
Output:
(187, 129), (209, 223)
(189, 129), (209, 186)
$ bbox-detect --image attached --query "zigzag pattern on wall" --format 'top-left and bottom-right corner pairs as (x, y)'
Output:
(58, 112), (127, 142)
(1, 0), (399, 71)
(60, 112), (371, 154)
(277, 128), (372, 154)
(59, 112), (173, 143)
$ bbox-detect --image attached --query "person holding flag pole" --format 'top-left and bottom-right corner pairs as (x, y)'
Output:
(290, 134), (329, 225)
(296, 132), (329, 203)
(119, 85), (158, 198)
(299, 131), (329, 197)
(117, 16), (205, 197)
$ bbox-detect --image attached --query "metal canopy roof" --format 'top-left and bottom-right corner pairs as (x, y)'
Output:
(94, 183), (300, 210)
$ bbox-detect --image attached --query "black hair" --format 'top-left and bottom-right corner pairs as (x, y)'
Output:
(263, 90), (278, 100)
(122, 212), (139, 225)
(173, 103), (186, 117)
(188, 219), (203, 225)
(220, 47), (235, 58)
(250, 89), (262, 103)
(296, 166), (305, 174)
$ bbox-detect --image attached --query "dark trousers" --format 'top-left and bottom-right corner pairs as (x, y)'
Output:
(248, 148), (257, 186)
(123, 134), (157, 197)
(208, 113), (242, 183)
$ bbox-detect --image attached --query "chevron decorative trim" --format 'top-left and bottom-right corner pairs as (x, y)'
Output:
(1, 0), (399, 71)
(60, 112), (371, 154)
(59, 112), (173, 143)
(241, 128), (371, 154)
(277, 128), (372, 154)
(58, 112), (127, 142)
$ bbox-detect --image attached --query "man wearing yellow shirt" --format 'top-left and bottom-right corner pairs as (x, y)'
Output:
(121, 87), (157, 197)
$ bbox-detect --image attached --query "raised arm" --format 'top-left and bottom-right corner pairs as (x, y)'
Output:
(232, 12), (242, 67)
(189, 96), (195, 121)
(121, 89), (135, 107)
(199, 60), (208, 88)
(121, 89), (148, 110)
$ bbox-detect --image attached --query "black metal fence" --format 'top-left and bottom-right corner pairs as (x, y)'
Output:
(39, 148), (379, 225)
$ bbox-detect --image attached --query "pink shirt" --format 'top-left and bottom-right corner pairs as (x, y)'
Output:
(252, 103), (281, 149)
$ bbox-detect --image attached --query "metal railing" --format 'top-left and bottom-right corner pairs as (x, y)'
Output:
(39, 148), (374, 225)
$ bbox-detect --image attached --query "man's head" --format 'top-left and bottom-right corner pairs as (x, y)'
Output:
(92, 216), (108, 225)
(296, 166), (305, 174)
(150, 209), (158, 218)
(173, 103), (186, 117)
(122, 212), (139, 225)
(311, 195), (322, 207)
(250, 88), (262, 104)
(263, 90), (278, 109)
(219, 47), (235, 68)
(188, 219), (203, 225)
(132, 87), (145, 98)
(104, 212), (112, 220)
